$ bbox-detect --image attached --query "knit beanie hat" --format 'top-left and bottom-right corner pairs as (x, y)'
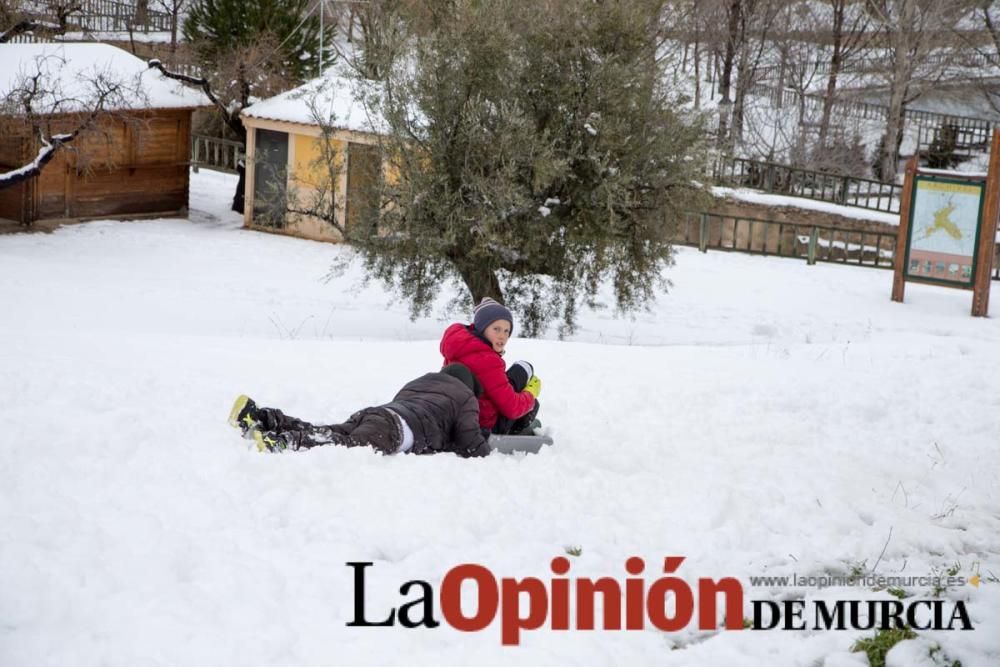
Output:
(473, 297), (513, 336)
(441, 363), (483, 398)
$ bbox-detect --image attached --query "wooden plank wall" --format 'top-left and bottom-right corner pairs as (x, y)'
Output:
(29, 109), (192, 223)
(0, 130), (30, 223)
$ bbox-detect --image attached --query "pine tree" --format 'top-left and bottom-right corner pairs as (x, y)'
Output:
(347, 0), (709, 336)
(183, 0), (325, 81)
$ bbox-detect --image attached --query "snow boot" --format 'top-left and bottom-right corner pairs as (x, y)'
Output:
(253, 430), (290, 453)
(228, 394), (260, 438)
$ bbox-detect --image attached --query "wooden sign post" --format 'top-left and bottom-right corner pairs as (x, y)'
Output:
(891, 128), (1000, 317)
(972, 128), (1000, 316)
(891, 157), (918, 304)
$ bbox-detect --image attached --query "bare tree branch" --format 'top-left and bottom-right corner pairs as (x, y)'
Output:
(146, 57), (245, 140)
(0, 68), (126, 191)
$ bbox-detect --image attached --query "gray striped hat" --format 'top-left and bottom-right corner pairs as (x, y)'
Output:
(473, 297), (513, 335)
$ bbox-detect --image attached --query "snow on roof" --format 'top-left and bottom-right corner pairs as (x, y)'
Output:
(0, 42), (209, 113)
(242, 72), (387, 135)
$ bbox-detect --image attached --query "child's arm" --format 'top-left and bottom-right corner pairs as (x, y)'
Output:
(480, 358), (536, 419)
(452, 394), (491, 457)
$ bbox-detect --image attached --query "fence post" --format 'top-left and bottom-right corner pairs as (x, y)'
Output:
(839, 175), (849, 205)
(807, 227), (818, 265)
(699, 213), (709, 253)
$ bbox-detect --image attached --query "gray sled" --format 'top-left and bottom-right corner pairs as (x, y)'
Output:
(489, 434), (554, 455)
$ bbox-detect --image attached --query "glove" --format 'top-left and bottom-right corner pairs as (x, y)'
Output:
(524, 375), (541, 399)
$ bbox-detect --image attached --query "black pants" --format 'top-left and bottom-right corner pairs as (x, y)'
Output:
(491, 367), (541, 436)
(256, 405), (403, 454)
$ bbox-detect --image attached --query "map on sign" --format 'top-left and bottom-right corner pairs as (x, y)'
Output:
(906, 177), (983, 285)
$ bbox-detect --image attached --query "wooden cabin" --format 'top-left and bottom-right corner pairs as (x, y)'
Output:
(0, 43), (208, 226)
(240, 76), (385, 242)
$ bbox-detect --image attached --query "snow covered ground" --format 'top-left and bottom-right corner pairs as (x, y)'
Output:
(2, 169), (999, 666)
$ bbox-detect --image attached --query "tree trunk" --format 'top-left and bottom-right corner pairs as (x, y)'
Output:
(170, 8), (178, 59)
(694, 36), (701, 110)
(455, 261), (504, 306)
(732, 38), (752, 143)
(880, 85), (907, 182)
(717, 0), (742, 143)
(232, 161), (245, 214)
(720, 0), (741, 103)
(819, 1), (845, 148)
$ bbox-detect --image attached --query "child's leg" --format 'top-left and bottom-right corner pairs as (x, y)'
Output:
(508, 400), (541, 435)
(332, 407), (403, 454)
(272, 407), (402, 454)
(253, 406), (335, 434)
(492, 361), (541, 435)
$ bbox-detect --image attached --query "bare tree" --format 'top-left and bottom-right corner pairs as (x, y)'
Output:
(0, 55), (139, 191)
(149, 35), (300, 212)
(964, 0), (1000, 114)
(152, 0), (189, 61)
(729, 0), (781, 144)
(332, 0), (409, 80)
(817, 0), (873, 147)
(705, 0), (780, 148)
(867, 0), (971, 180)
(739, 1), (826, 163)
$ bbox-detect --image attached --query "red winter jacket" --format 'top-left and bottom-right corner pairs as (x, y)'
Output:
(439, 323), (536, 429)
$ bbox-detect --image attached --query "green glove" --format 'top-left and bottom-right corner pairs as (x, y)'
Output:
(525, 375), (541, 398)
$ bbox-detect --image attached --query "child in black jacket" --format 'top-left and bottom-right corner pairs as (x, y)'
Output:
(228, 364), (490, 457)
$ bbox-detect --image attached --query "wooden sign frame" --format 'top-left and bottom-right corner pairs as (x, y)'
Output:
(892, 127), (1000, 316)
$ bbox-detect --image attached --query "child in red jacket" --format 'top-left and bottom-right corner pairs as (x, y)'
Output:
(440, 297), (541, 435)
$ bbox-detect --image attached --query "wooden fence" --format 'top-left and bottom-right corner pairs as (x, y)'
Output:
(74, 0), (174, 33)
(680, 211), (898, 268)
(712, 155), (903, 213)
(679, 210), (1000, 281)
(190, 135), (243, 174)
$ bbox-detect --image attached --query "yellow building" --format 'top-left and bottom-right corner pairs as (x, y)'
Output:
(240, 76), (384, 242)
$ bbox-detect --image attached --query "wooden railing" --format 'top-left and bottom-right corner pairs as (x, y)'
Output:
(713, 155), (903, 213)
(679, 211), (1000, 281)
(4, 33), (55, 43)
(190, 135), (244, 174)
(74, 0), (174, 33)
(680, 211), (899, 268)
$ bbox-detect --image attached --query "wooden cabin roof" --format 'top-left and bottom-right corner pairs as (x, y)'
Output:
(0, 43), (210, 114)
(242, 72), (387, 136)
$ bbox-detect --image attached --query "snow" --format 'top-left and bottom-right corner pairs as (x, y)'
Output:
(712, 186), (901, 225)
(242, 71), (386, 134)
(0, 42), (209, 111)
(0, 132), (68, 186)
(1, 169), (1000, 666)
(58, 31), (175, 44)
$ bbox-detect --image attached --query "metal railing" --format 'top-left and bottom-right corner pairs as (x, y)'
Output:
(750, 82), (997, 139)
(713, 155), (903, 213)
(755, 51), (999, 82)
(190, 135), (244, 174)
(915, 123), (992, 165)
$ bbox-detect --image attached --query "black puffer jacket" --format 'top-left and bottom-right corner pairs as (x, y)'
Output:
(382, 372), (491, 458)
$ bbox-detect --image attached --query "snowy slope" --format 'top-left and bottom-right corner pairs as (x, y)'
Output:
(1, 170), (999, 666)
